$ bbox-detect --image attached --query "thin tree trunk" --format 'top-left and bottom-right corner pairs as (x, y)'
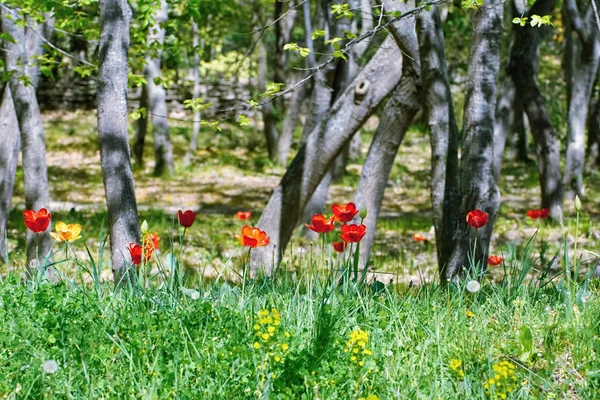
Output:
(416, 4), (459, 272)
(353, 70), (420, 268)
(97, 0), (141, 284)
(588, 93), (600, 166)
(508, 0), (562, 217)
(0, 86), (20, 264)
(274, 0), (297, 86)
(257, 38), (280, 160)
(250, 38), (403, 273)
(277, 82), (307, 165)
(444, 0), (503, 279)
(146, 0), (174, 176)
(563, 0), (600, 198)
(133, 82), (149, 165)
(2, 14), (53, 274)
(493, 77), (517, 179)
(184, 21), (202, 166)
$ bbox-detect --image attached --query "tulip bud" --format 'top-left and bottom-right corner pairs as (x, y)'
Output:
(574, 195), (582, 212)
(140, 219), (149, 233)
(360, 207), (368, 219)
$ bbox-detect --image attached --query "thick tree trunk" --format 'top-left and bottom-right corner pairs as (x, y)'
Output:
(2, 14), (53, 273)
(416, 5), (459, 272)
(444, 0), (503, 279)
(250, 38), (403, 273)
(257, 39), (280, 160)
(508, 0), (563, 217)
(353, 70), (420, 268)
(97, 0), (141, 284)
(146, 0), (174, 176)
(563, 0), (600, 198)
(184, 21), (202, 166)
(0, 86), (20, 264)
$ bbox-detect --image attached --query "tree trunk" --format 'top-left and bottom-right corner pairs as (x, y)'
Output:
(588, 93), (600, 167)
(493, 76), (518, 179)
(97, 0), (141, 284)
(133, 82), (149, 166)
(257, 38), (280, 160)
(250, 38), (403, 273)
(444, 0), (503, 279)
(274, 0), (297, 86)
(353, 70), (420, 268)
(2, 14), (53, 274)
(184, 21), (202, 166)
(0, 86), (20, 264)
(563, 0), (600, 198)
(508, 0), (562, 217)
(277, 82), (308, 165)
(416, 5), (459, 272)
(146, 0), (174, 176)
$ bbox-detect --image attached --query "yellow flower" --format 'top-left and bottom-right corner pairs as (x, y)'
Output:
(50, 222), (82, 242)
(466, 310), (475, 318)
(253, 342), (261, 349)
(281, 343), (289, 351)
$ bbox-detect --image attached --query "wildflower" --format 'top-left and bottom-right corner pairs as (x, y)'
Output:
(236, 211), (252, 220)
(332, 202), (359, 223)
(305, 214), (335, 234)
(526, 208), (549, 219)
(412, 233), (427, 242)
(466, 209), (488, 229)
(23, 208), (51, 233)
(358, 395), (380, 400)
(177, 209), (197, 228)
(466, 280), (481, 293)
(253, 342), (261, 349)
(488, 255), (503, 266)
(339, 224), (367, 243)
(466, 310), (475, 318)
(484, 360), (517, 398)
(332, 241), (347, 252)
(42, 360), (59, 374)
(144, 232), (160, 251)
(49, 222), (82, 242)
(128, 242), (153, 265)
(449, 358), (465, 378)
(235, 226), (270, 248)
(282, 343), (289, 351)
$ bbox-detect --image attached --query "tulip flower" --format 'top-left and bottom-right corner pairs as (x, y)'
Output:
(332, 202), (359, 223)
(305, 214), (335, 234)
(235, 226), (270, 248)
(526, 208), (549, 219)
(177, 210), (197, 228)
(339, 223), (367, 243)
(487, 255), (503, 266)
(236, 211), (252, 220)
(128, 242), (153, 266)
(332, 241), (347, 253)
(466, 209), (488, 229)
(23, 208), (51, 233)
(143, 232), (160, 251)
(50, 222), (82, 242)
(412, 233), (427, 242)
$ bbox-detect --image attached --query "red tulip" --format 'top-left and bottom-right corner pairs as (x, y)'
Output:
(305, 214), (335, 234)
(527, 208), (549, 220)
(128, 242), (153, 266)
(177, 210), (197, 228)
(23, 208), (51, 233)
(332, 241), (347, 253)
(412, 233), (427, 242)
(236, 211), (252, 220)
(466, 209), (488, 229)
(235, 226), (270, 248)
(339, 224), (367, 243)
(332, 202), (359, 223)
(487, 255), (503, 266)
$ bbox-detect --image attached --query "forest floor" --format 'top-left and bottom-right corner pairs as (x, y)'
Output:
(3, 110), (600, 286)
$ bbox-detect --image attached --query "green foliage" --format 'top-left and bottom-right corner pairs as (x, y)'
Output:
(283, 42), (311, 57)
(331, 3), (355, 19)
(261, 82), (284, 98)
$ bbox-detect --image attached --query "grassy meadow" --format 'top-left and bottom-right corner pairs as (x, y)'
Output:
(0, 111), (599, 398)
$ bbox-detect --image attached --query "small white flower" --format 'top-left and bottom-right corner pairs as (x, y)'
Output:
(466, 280), (481, 293)
(42, 360), (59, 374)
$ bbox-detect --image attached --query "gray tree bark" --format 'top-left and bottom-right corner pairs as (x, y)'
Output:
(184, 21), (202, 166)
(251, 37), (403, 273)
(493, 77), (518, 179)
(444, 0), (503, 279)
(133, 82), (149, 165)
(353, 70), (420, 268)
(277, 81), (308, 165)
(257, 38), (280, 161)
(97, 0), (141, 284)
(588, 93), (600, 167)
(563, 0), (600, 198)
(146, 0), (174, 176)
(415, 4), (460, 273)
(0, 86), (20, 264)
(508, 0), (563, 217)
(2, 13), (53, 273)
